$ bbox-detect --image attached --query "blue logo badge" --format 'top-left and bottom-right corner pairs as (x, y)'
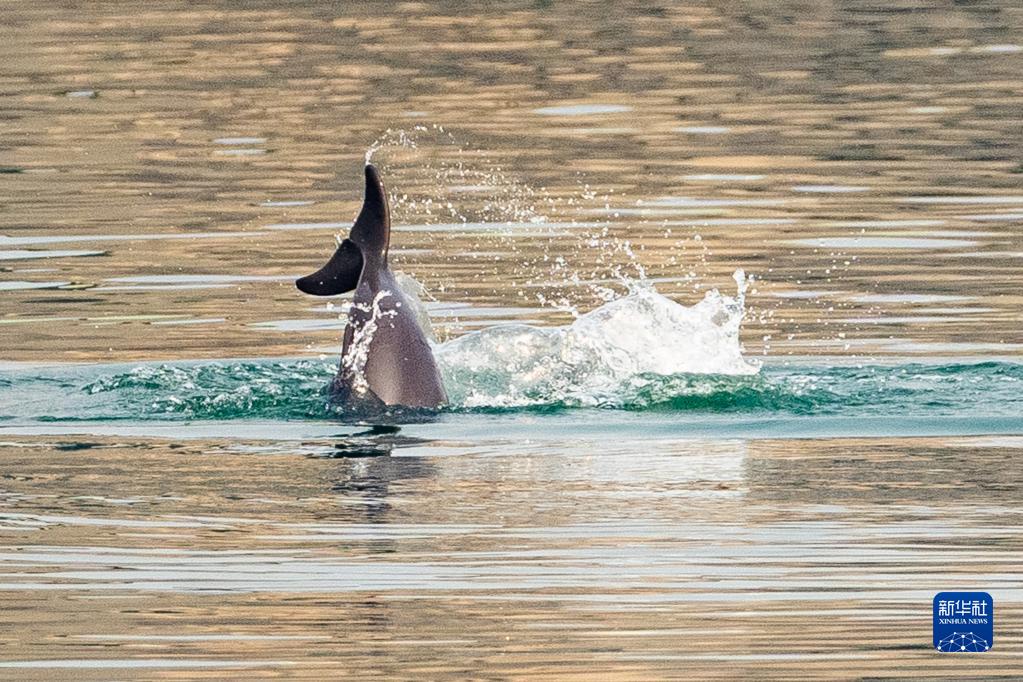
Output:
(933, 592), (993, 652)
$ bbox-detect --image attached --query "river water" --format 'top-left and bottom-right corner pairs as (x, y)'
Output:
(1, 1), (1022, 678)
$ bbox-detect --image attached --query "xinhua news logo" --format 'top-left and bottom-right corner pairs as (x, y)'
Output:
(933, 592), (993, 653)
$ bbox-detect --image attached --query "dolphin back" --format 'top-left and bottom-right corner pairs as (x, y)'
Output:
(350, 273), (448, 409)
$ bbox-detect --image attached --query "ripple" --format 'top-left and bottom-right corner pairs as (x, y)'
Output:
(94, 283), (236, 291)
(791, 185), (870, 193)
(395, 220), (602, 233)
(675, 126), (730, 134)
(633, 197), (789, 209)
(772, 290), (840, 300)
(532, 104), (632, 116)
(960, 212), (1023, 221)
(0, 249), (106, 260)
(259, 200), (315, 207)
(77, 634), (327, 642)
(214, 148), (267, 156)
(786, 237), (976, 249)
(0, 280), (70, 291)
(560, 126), (637, 135)
(265, 221), (350, 230)
(848, 294), (974, 304)
(250, 319), (343, 332)
(104, 275), (292, 284)
(972, 44), (1022, 53)
(820, 220), (945, 228)
(0, 231), (263, 246)
(684, 174), (766, 182)
(0, 659), (295, 670)
(150, 317), (226, 326)
(901, 195), (1023, 204)
(213, 137), (267, 144)
(840, 315), (964, 324)
(662, 218), (797, 227)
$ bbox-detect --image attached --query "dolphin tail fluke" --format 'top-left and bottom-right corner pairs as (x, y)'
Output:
(350, 164), (390, 261)
(295, 238), (364, 296)
(295, 163), (391, 296)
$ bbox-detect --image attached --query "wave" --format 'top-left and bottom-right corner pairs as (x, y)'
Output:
(0, 360), (1020, 423)
(435, 276), (757, 409)
(1, 276), (1021, 423)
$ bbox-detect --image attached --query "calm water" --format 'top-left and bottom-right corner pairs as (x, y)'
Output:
(2, 1), (1023, 678)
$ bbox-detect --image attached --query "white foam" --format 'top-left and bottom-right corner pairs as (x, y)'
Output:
(436, 273), (758, 408)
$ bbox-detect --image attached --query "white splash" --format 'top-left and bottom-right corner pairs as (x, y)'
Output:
(340, 291), (396, 396)
(435, 270), (759, 408)
(365, 128), (422, 164)
(363, 126), (551, 225)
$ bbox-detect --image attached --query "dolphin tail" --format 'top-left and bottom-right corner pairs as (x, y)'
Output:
(295, 238), (364, 296)
(295, 164), (391, 296)
(350, 164), (390, 262)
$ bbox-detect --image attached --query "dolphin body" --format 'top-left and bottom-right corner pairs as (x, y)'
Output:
(296, 165), (448, 410)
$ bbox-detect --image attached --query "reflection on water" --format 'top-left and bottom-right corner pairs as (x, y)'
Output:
(0, 435), (1021, 677)
(2, 1), (1022, 362)
(2, 0), (1023, 677)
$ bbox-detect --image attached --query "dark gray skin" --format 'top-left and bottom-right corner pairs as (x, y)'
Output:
(295, 165), (447, 409)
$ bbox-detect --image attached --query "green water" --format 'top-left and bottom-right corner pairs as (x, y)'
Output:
(2, 359), (1020, 444)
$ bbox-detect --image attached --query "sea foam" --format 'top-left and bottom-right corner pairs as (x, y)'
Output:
(435, 271), (758, 408)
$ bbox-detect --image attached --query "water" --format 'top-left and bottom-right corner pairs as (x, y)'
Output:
(3, 1), (1023, 677)
(4, 358), (1023, 442)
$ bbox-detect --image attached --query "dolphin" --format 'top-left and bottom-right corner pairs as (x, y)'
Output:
(295, 164), (448, 410)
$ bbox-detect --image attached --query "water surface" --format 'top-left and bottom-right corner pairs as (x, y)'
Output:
(2, 0), (1022, 677)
